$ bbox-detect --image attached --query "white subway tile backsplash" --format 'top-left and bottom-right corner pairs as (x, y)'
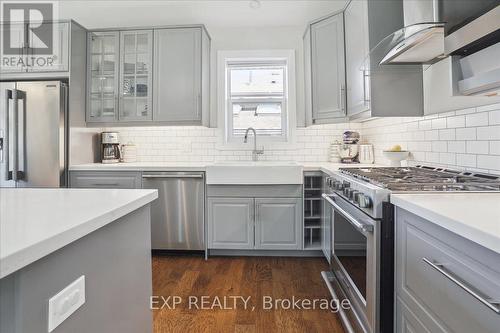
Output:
(425, 130), (439, 141)
(446, 115), (465, 128)
(456, 154), (476, 168)
(477, 126), (500, 140)
(456, 128), (477, 140)
(447, 141), (465, 153)
(477, 155), (500, 170)
(489, 110), (500, 125)
(362, 102), (500, 173)
(107, 103), (500, 172)
(432, 141), (447, 152)
(465, 112), (489, 127)
(439, 129), (455, 140)
(490, 141), (500, 155)
(439, 153), (456, 165)
(431, 118), (447, 129)
(455, 107), (476, 115)
(466, 141), (489, 154)
(476, 103), (500, 113)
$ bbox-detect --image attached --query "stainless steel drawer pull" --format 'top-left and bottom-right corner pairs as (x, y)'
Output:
(91, 183), (119, 186)
(422, 258), (500, 314)
(142, 174), (203, 179)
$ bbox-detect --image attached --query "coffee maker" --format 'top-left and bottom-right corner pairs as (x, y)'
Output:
(101, 132), (121, 164)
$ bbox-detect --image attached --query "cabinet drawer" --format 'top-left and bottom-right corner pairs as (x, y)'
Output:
(70, 171), (142, 189)
(396, 208), (500, 333)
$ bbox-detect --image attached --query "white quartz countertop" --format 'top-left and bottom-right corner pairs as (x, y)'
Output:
(0, 188), (158, 279)
(391, 193), (500, 254)
(69, 162), (383, 175)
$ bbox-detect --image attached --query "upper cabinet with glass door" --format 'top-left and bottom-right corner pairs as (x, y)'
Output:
(119, 30), (153, 122)
(87, 31), (119, 122)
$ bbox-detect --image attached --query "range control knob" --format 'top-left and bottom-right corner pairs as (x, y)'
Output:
(333, 181), (343, 190)
(358, 194), (372, 208)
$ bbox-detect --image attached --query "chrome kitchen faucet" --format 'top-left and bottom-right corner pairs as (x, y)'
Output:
(243, 127), (264, 161)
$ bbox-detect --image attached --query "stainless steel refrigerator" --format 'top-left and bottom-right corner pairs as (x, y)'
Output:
(0, 81), (68, 188)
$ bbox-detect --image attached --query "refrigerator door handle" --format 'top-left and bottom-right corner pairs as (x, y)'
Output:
(4, 89), (12, 181)
(11, 89), (19, 182)
(17, 90), (26, 180)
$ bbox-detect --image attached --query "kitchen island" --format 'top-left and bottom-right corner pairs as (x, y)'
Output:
(0, 188), (158, 333)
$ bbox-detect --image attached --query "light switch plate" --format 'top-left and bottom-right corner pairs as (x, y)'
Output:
(47, 276), (85, 332)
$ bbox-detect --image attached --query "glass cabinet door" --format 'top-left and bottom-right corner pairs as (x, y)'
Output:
(119, 30), (153, 121)
(87, 31), (119, 122)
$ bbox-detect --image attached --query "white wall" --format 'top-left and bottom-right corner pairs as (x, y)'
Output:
(208, 26), (306, 127)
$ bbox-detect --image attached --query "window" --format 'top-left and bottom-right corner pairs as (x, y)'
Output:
(220, 51), (294, 144)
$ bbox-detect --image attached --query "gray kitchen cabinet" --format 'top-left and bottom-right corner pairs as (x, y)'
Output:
(153, 27), (208, 125)
(0, 22), (26, 73)
(344, 0), (370, 117)
(255, 198), (302, 250)
(86, 25), (210, 126)
(207, 185), (303, 251)
(87, 31), (120, 122)
(207, 197), (254, 250)
(344, 0), (423, 119)
(304, 13), (346, 125)
(395, 207), (500, 333)
(69, 171), (142, 189)
(119, 30), (153, 122)
(0, 20), (84, 77)
(27, 22), (69, 73)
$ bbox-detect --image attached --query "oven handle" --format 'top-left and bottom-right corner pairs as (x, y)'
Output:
(322, 193), (374, 233)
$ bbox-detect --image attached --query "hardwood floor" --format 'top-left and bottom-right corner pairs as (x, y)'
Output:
(152, 256), (346, 333)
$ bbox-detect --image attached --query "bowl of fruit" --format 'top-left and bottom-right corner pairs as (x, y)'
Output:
(383, 145), (409, 166)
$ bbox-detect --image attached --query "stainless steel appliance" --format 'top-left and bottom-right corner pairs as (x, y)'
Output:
(321, 166), (500, 333)
(101, 132), (121, 164)
(378, 0), (499, 65)
(142, 172), (205, 251)
(0, 81), (68, 188)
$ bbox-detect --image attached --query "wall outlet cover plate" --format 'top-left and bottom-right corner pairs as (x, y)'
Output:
(47, 275), (86, 332)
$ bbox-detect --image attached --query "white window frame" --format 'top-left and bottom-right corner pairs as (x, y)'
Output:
(217, 50), (297, 148)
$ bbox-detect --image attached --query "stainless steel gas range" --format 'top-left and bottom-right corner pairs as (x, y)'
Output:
(321, 166), (500, 333)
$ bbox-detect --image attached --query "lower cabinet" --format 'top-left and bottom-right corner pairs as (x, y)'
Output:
(69, 171), (142, 189)
(395, 207), (500, 333)
(255, 198), (302, 250)
(207, 198), (254, 249)
(207, 187), (303, 251)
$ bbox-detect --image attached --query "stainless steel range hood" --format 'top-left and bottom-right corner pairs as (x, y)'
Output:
(380, 22), (446, 65)
(379, 0), (500, 65)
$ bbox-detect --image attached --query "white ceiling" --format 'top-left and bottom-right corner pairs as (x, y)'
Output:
(59, 0), (348, 29)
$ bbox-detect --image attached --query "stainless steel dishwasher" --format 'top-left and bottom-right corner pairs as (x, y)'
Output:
(142, 172), (205, 250)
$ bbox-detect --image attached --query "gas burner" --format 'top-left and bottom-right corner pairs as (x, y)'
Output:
(339, 166), (500, 192)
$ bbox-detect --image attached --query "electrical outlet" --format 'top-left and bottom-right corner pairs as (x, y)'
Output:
(47, 276), (85, 332)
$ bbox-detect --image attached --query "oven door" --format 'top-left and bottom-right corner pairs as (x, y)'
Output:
(322, 193), (380, 333)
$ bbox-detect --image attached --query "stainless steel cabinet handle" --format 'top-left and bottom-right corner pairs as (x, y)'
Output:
(142, 174), (204, 179)
(362, 70), (370, 104)
(91, 183), (120, 187)
(422, 258), (500, 314)
(340, 83), (345, 113)
(322, 193), (374, 233)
